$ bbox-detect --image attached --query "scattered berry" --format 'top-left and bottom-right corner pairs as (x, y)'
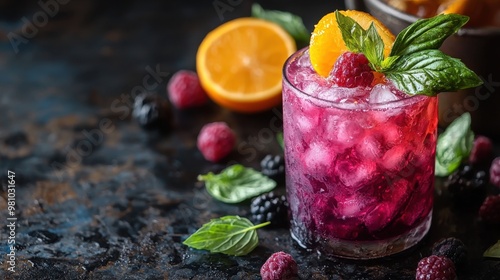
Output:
(197, 122), (235, 162)
(167, 70), (208, 109)
(416, 255), (456, 280)
(132, 93), (172, 130)
(250, 192), (289, 228)
(260, 251), (298, 280)
(489, 157), (500, 188)
(479, 195), (500, 224)
(469, 136), (493, 165)
(260, 154), (285, 179)
(432, 237), (467, 267)
(444, 164), (487, 203)
(330, 51), (374, 88)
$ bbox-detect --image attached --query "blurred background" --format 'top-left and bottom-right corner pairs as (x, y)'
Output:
(0, 0), (342, 124)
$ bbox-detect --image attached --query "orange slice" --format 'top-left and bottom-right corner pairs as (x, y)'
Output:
(197, 18), (296, 113)
(440, 0), (500, 27)
(310, 10), (395, 77)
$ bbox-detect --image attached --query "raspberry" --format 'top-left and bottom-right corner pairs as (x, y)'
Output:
(479, 195), (500, 224)
(469, 136), (493, 165)
(260, 154), (285, 180)
(132, 93), (172, 130)
(432, 237), (467, 267)
(250, 192), (288, 228)
(167, 70), (208, 109)
(260, 251), (298, 280)
(444, 164), (487, 204)
(197, 122), (236, 162)
(416, 255), (456, 280)
(330, 52), (374, 88)
(489, 157), (500, 188)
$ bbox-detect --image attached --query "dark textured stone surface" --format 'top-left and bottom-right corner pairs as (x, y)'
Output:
(0, 0), (499, 279)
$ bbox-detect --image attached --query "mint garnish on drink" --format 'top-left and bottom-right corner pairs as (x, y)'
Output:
(198, 164), (277, 203)
(335, 11), (483, 96)
(183, 215), (269, 256)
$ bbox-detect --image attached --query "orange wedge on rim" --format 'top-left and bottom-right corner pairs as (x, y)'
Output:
(197, 18), (296, 113)
(310, 10), (395, 77)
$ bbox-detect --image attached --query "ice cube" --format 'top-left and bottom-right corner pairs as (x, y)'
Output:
(317, 86), (367, 103)
(369, 84), (402, 104)
(336, 159), (377, 190)
(303, 141), (335, 173)
(357, 135), (383, 160)
(364, 179), (411, 232)
(381, 145), (409, 171)
(381, 124), (402, 147)
(334, 195), (377, 219)
(324, 116), (364, 147)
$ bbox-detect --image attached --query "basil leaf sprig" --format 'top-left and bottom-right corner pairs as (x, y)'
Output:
(484, 240), (500, 259)
(198, 164), (277, 203)
(183, 216), (270, 256)
(252, 3), (310, 47)
(435, 112), (474, 177)
(335, 11), (483, 96)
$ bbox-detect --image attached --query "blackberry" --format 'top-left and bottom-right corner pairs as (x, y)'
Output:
(444, 164), (487, 204)
(416, 255), (456, 280)
(133, 93), (172, 130)
(331, 51), (374, 88)
(250, 192), (288, 227)
(261, 154), (285, 179)
(432, 237), (468, 267)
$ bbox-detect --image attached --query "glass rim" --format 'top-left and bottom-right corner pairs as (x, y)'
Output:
(282, 47), (432, 111)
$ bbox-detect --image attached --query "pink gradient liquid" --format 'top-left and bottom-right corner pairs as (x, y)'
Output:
(282, 48), (438, 259)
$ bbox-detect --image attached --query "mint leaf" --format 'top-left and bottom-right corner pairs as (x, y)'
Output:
(335, 10), (365, 53)
(384, 50), (483, 96)
(435, 112), (474, 177)
(198, 164), (276, 203)
(390, 14), (468, 57)
(335, 11), (384, 69)
(364, 23), (384, 69)
(183, 215), (269, 256)
(276, 132), (284, 150)
(252, 3), (309, 47)
(484, 240), (500, 259)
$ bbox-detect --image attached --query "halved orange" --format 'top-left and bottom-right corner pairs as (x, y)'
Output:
(310, 10), (395, 77)
(197, 18), (296, 113)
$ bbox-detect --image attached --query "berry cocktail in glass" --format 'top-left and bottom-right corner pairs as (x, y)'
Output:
(282, 11), (481, 259)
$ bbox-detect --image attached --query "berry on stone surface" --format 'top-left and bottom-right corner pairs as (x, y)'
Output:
(197, 122), (236, 162)
(250, 192), (289, 228)
(132, 93), (172, 130)
(330, 51), (374, 88)
(260, 154), (285, 179)
(167, 70), (208, 109)
(260, 251), (298, 280)
(479, 195), (500, 224)
(444, 164), (487, 204)
(432, 237), (467, 267)
(489, 157), (500, 188)
(469, 136), (493, 165)
(416, 255), (456, 280)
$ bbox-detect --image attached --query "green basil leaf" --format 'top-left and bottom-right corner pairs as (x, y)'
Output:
(484, 240), (500, 259)
(251, 3), (309, 47)
(390, 14), (469, 57)
(435, 112), (474, 177)
(385, 49), (482, 96)
(183, 215), (269, 256)
(198, 164), (276, 203)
